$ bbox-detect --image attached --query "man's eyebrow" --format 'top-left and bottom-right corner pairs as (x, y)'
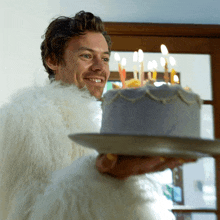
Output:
(77, 47), (110, 55)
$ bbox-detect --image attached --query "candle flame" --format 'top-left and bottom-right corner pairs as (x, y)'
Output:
(147, 61), (153, 70)
(114, 53), (120, 62)
(121, 58), (126, 66)
(174, 75), (179, 82)
(152, 60), (158, 69)
(160, 57), (166, 67)
(133, 51), (138, 62)
(161, 44), (169, 55)
(169, 56), (176, 66)
(138, 49), (144, 62)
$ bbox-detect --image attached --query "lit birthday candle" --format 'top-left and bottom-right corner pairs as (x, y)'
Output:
(114, 53), (126, 88)
(152, 60), (158, 81)
(169, 56), (176, 66)
(138, 49), (144, 86)
(114, 52), (121, 72)
(174, 75), (180, 84)
(133, 51), (138, 80)
(121, 58), (127, 88)
(169, 56), (177, 84)
(160, 44), (169, 83)
(161, 44), (168, 55)
(147, 61), (153, 80)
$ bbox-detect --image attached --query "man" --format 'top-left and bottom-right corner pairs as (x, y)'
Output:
(0, 10), (194, 220)
(0, 11), (111, 219)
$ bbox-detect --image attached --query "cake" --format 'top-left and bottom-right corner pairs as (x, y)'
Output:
(101, 83), (202, 138)
(69, 81), (211, 158)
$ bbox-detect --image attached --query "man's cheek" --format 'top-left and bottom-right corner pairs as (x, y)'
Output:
(74, 73), (83, 85)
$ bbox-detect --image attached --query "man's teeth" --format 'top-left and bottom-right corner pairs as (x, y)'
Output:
(89, 79), (101, 83)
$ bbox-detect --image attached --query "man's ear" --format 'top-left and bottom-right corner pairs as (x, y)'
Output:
(46, 56), (58, 71)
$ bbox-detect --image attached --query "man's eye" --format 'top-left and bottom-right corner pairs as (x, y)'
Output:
(103, 57), (110, 62)
(82, 54), (91, 59)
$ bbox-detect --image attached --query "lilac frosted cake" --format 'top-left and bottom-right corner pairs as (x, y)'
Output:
(101, 84), (202, 138)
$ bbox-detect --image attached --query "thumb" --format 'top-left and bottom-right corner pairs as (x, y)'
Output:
(96, 154), (118, 173)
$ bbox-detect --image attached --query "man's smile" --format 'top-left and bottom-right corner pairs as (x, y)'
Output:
(88, 79), (101, 83)
(83, 76), (105, 87)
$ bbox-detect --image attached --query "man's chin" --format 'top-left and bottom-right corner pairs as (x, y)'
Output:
(90, 90), (103, 99)
(79, 85), (102, 99)
(88, 87), (103, 99)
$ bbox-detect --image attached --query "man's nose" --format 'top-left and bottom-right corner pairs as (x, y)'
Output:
(91, 57), (104, 72)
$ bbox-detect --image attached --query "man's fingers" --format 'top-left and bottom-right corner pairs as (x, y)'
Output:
(96, 154), (197, 179)
(151, 157), (197, 172)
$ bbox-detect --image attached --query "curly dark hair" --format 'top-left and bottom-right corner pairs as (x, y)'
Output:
(41, 11), (112, 80)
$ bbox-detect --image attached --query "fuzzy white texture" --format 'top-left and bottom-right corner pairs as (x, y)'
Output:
(0, 81), (101, 219)
(29, 154), (175, 220)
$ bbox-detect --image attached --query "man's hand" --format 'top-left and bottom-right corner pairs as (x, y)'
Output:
(96, 154), (197, 180)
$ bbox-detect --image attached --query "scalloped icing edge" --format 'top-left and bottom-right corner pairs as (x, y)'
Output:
(102, 87), (203, 108)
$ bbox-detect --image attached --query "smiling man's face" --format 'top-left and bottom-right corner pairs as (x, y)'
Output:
(48, 31), (110, 99)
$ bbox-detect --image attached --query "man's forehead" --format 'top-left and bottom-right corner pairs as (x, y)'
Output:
(77, 46), (110, 55)
(68, 31), (107, 44)
(67, 37), (109, 54)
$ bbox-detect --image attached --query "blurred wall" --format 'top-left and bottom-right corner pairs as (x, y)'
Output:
(0, 0), (60, 106)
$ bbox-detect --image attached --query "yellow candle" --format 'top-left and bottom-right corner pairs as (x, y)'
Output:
(169, 56), (177, 84)
(152, 60), (158, 81)
(153, 70), (157, 81)
(171, 68), (176, 84)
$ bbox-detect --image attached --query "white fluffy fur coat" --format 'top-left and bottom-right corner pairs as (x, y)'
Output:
(0, 81), (100, 219)
(29, 154), (175, 220)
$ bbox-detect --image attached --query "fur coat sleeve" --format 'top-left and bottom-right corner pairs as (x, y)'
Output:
(0, 82), (101, 220)
(29, 155), (175, 220)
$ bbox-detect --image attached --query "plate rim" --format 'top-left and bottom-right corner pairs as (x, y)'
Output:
(68, 133), (220, 158)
